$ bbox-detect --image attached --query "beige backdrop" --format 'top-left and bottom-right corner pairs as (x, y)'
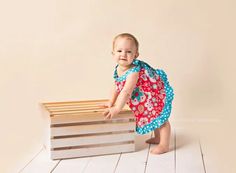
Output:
(0, 0), (236, 172)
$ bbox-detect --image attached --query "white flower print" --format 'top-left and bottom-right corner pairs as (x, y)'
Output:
(138, 117), (148, 127)
(144, 100), (153, 111)
(147, 92), (152, 99)
(152, 97), (157, 102)
(152, 110), (156, 115)
(140, 95), (146, 102)
(131, 98), (139, 106)
(152, 84), (157, 89)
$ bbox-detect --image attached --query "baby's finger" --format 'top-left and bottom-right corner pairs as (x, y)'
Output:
(103, 109), (109, 116)
(105, 112), (111, 119)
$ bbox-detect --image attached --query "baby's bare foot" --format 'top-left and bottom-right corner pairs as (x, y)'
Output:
(145, 137), (160, 144)
(150, 144), (169, 154)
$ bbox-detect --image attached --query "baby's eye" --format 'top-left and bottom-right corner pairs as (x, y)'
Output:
(127, 51), (132, 53)
(117, 50), (122, 52)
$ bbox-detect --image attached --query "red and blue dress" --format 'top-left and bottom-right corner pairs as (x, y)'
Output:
(114, 59), (174, 134)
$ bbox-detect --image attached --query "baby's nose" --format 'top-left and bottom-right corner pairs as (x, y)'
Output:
(121, 51), (127, 56)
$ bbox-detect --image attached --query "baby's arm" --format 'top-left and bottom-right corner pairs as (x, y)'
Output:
(104, 72), (139, 119)
(107, 83), (119, 107)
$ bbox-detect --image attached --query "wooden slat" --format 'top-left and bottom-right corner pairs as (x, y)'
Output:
(50, 111), (103, 117)
(51, 121), (135, 137)
(46, 105), (130, 111)
(50, 109), (131, 115)
(20, 148), (59, 173)
(42, 100), (132, 116)
(83, 154), (120, 173)
(115, 133), (152, 173)
(51, 132), (135, 148)
(43, 100), (130, 111)
(45, 103), (106, 108)
(51, 143), (135, 160)
(46, 106), (105, 112)
(43, 99), (108, 107)
(175, 129), (205, 173)
(52, 157), (90, 173)
(45, 103), (131, 110)
(48, 106), (117, 113)
(51, 112), (134, 124)
(51, 110), (104, 115)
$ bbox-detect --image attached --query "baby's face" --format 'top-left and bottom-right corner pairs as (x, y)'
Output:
(113, 37), (138, 68)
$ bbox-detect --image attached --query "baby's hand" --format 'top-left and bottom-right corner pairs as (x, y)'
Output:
(103, 107), (119, 119)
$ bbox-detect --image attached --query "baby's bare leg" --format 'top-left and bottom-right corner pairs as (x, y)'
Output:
(150, 121), (171, 154)
(145, 128), (160, 144)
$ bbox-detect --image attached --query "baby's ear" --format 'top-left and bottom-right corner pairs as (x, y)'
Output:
(135, 52), (139, 58)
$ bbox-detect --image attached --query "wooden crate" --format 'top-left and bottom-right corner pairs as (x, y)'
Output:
(42, 99), (136, 160)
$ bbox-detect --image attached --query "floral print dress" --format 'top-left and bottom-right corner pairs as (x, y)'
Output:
(114, 59), (174, 134)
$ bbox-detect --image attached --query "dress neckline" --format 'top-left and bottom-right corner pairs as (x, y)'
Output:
(113, 59), (142, 82)
(114, 65), (136, 80)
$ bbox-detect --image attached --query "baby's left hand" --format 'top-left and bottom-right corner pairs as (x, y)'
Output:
(103, 107), (119, 119)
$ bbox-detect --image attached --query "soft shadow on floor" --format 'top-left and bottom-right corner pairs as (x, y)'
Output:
(174, 130), (199, 151)
(134, 129), (198, 152)
(135, 133), (152, 151)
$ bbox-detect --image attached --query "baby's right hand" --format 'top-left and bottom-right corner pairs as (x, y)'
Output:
(103, 107), (119, 119)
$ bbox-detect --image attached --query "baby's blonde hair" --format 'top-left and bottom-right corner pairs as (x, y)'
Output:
(112, 33), (139, 52)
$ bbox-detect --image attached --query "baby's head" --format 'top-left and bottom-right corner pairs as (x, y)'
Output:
(112, 33), (139, 53)
(112, 33), (139, 66)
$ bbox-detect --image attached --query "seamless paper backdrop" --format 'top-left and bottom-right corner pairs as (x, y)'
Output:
(0, 0), (236, 172)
